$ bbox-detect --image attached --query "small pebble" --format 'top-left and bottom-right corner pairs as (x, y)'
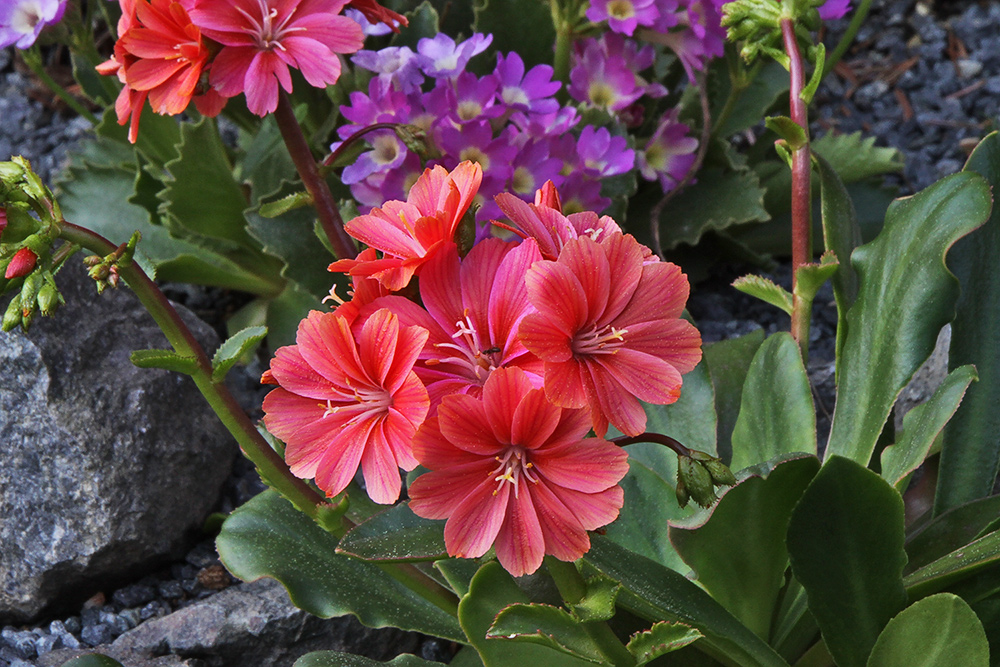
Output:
(81, 623), (115, 647)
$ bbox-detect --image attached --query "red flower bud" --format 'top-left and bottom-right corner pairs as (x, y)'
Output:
(5, 247), (37, 279)
(534, 181), (562, 212)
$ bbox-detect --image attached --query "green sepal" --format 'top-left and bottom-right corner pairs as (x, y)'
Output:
(627, 622), (703, 666)
(764, 116), (807, 151)
(211, 325), (268, 382)
(129, 349), (200, 375)
(486, 603), (610, 665)
(793, 250), (839, 303)
(313, 496), (349, 535)
(799, 43), (825, 104)
(732, 274), (792, 315)
(258, 191), (314, 218)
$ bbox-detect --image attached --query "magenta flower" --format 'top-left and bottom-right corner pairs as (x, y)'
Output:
(518, 233), (702, 437)
(189, 0), (365, 115)
(637, 110), (699, 191)
(262, 308), (429, 504)
(408, 367), (629, 576)
(586, 0), (660, 36)
(819, 0), (851, 20)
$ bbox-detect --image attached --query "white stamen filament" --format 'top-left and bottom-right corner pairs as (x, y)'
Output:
(572, 324), (628, 356)
(489, 447), (539, 498)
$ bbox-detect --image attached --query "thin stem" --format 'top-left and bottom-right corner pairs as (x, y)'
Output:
(57, 220), (330, 519)
(650, 71), (712, 259)
(823, 0), (873, 77)
(321, 122), (402, 168)
(21, 48), (98, 125)
(274, 91), (356, 260)
(612, 433), (691, 458)
(712, 59), (763, 135)
(782, 17), (813, 357)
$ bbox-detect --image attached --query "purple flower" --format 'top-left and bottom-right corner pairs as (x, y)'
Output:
(352, 46), (425, 93)
(506, 138), (563, 198)
(569, 38), (645, 111)
(637, 111), (698, 190)
(576, 125), (635, 177)
(818, 0), (851, 20)
(555, 172), (611, 215)
(450, 72), (504, 123)
(437, 120), (517, 196)
(495, 53), (561, 114)
(0, 0), (66, 49)
(586, 0), (660, 36)
(416, 33), (493, 78)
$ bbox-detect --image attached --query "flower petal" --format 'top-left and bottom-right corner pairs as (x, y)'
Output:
(494, 484), (545, 576)
(444, 480), (510, 559)
(533, 439), (629, 492)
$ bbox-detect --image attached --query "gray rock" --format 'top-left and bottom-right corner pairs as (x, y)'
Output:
(110, 578), (420, 666)
(0, 261), (236, 622)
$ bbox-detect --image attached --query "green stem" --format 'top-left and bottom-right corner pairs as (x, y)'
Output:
(823, 0), (873, 78)
(21, 48), (98, 125)
(57, 220), (330, 520)
(712, 59), (763, 136)
(551, 1), (573, 93)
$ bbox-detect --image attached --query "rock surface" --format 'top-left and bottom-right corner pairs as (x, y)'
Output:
(0, 261), (236, 623)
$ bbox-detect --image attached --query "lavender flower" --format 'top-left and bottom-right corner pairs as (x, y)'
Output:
(416, 33), (493, 78)
(495, 53), (561, 114)
(0, 0), (66, 49)
(637, 111), (699, 190)
(352, 46), (424, 93)
(576, 125), (635, 177)
(818, 0), (851, 20)
(586, 0), (661, 36)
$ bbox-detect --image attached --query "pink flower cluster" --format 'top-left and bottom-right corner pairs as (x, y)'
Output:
(262, 162), (702, 575)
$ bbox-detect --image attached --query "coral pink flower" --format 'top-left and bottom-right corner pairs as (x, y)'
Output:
(325, 248), (390, 325)
(262, 308), (429, 504)
(409, 368), (628, 576)
(358, 238), (544, 409)
(329, 161), (483, 291)
(518, 233), (702, 437)
(97, 0), (224, 144)
(189, 0), (365, 115)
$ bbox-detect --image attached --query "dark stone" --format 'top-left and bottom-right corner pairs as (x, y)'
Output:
(81, 623), (116, 647)
(113, 585), (157, 610)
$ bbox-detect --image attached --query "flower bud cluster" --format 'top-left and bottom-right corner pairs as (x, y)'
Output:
(676, 450), (738, 508)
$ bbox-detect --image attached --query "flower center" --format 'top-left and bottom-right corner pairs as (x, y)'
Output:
(319, 383), (393, 426)
(490, 446), (539, 497)
(459, 147), (491, 171)
(502, 87), (530, 107)
(426, 313), (500, 384)
(372, 134), (400, 165)
(607, 0), (636, 20)
(239, 0), (305, 51)
(571, 323), (628, 356)
(510, 166), (535, 194)
(11, 0), (43, 34)
(588, 82), (616, 109)
(456, 100), (483, 121)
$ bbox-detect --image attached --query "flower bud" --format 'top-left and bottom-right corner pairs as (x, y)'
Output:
(5, 247), (37, 279)
(675, 478), (690, 509)
(678, 455), (718, 508)
(36, 276), (61, 316)
(20, 270), (43, 308)
(2, 294), (22, 331)
(703, 458), (737, 487)
(0, 161), (25, 186)
(534, 181), (562, 211)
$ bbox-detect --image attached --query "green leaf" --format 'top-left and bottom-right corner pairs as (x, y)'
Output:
(657, 166), (770, 250)
(94, 106), (182, 169)
(642, 358), (718, 455)
(786, 456), (908, 667)
(732, 274), (792, 315)
(130, 349), (199, 375)
(336, 502), (447, 562)
(811, 132), (904, 183)
(294, 653), (448, 667)
(799, 43), (825, 105)
(583, 537), (790, 667)
(434, 559), (481, 599)
(264, 280), (324, 348)
(904, 529), (1000, 600)
(906, 495), (1000, 573)
(212, 326), (268, 382)
(670, 456), (820, 639)
(937, 131), (1000, 513)
(880, 365), (977, 490)
(825, 172), (992, 465)
(814, 150), (862, 376)
(59, 655), (126, 667)
(216, 490), (464, 642)
(259, 191), (313, 218)
(866, 594), (989, 667)
(458, 562), (597, 667)
(627, 622), (703, 666)
(474, 0), (555, 70)
(703, 329), (766, 464)
(764, 116), (807, 150)
(729, 333), (816, 471)
(713, 60), (788, 137)
(793, 252), (839, 302)
(570, 576), (620, 623)
(487, 604), (609, 665)
(161, 119), (256, 250)
(393, 2), (440, 50)
(238, 115), (297, 201)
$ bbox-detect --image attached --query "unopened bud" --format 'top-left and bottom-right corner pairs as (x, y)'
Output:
(703, 458), (737, 487)
(107, 266), (121, 288)
(678, 455), (718, 508)
(88, 263), (110, 282)
(83, 254), (103, 267)
(36, 277), (61, 316)
(534, 181), (562, 211)
(5, 247), (37, 279)
(0, 161), (25, 185)
(20, 271), (43, 308)
(675, 478), (690, 509)
(2, 294), (22, 331)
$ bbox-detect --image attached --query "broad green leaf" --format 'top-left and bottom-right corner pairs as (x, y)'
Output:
(393, 2), (440, 50)
(94, 106), (181, 169)
(643, 358), (717, 455)
(732, 274), (792, 315)
(434, 559), (481, 599)
(825, 172), (992, 465)
(906, 495), (1000, 573)
(866, 594), (989, 667)
(937, 132), (1000, 513)
(657, 166), (770, 250)
(584, 537), (790, 667)
(130, 349), (199, 374)
(474, 0), (555, 70)
(880, 365), (977, 490)
(811, 132), (904, 183)
(670, 456), (820, 639)
(216, 490), (464, 642)
(265, 281), (324, 348)
(729, 333), (815, 471)
(458, 562), (597, 667)
(449, 647), (485, 667)
(212, 326), (268, 382)
(294, 653), (447, 667)
(814, 150), (862, 375)
(904, 529), (1000, 600)
(336, 502), (447, 563)
(487, 604), (610, 665)
(238, 115), (297, 201)
(627, 622), (703, 666)
(713, 60), (789, 137)
(786, 457), (908, 667)
(703, 329), (766, 464)
(59, 655), (126, 667)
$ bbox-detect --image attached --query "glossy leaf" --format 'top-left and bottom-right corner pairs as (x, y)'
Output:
(129, 349), (198, 374)
(394, 2), (440, 50)
(826, 172), (992, 465)
(881, 365), (976, 490)
(94, 106), (181, 168)
(703, 329), (766, 464)
(643, 358), (718, 455)
(264, 281), (324, 349)
(786, 457), (908, 667)
(216, 490), (464, 642)
(627, 621), (703, 666)
(729, 333), (816, 471)
(906, 495), (1000, 573)
(59, 655), (126, 667)
(866, 594), (989, 667)
(458, 562), (597, 667)
(584, 537), (790, 667)
(434, 559), (481, 599)
(487, 604), (609, 664)
(212, 326), (268, 382)
(670, 456), (820, 639)
(336, 502), (447, 562)
(937, 131), (1000, 513)
(904, 529), (1000, 600)
(732, 274), (792, 315)
(238, 115), (297, 201)
(294, 654), (446, 667)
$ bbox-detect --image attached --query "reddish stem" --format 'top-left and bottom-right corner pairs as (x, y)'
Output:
(274, 92), (357, 260)
(612, 432), (691, 458)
